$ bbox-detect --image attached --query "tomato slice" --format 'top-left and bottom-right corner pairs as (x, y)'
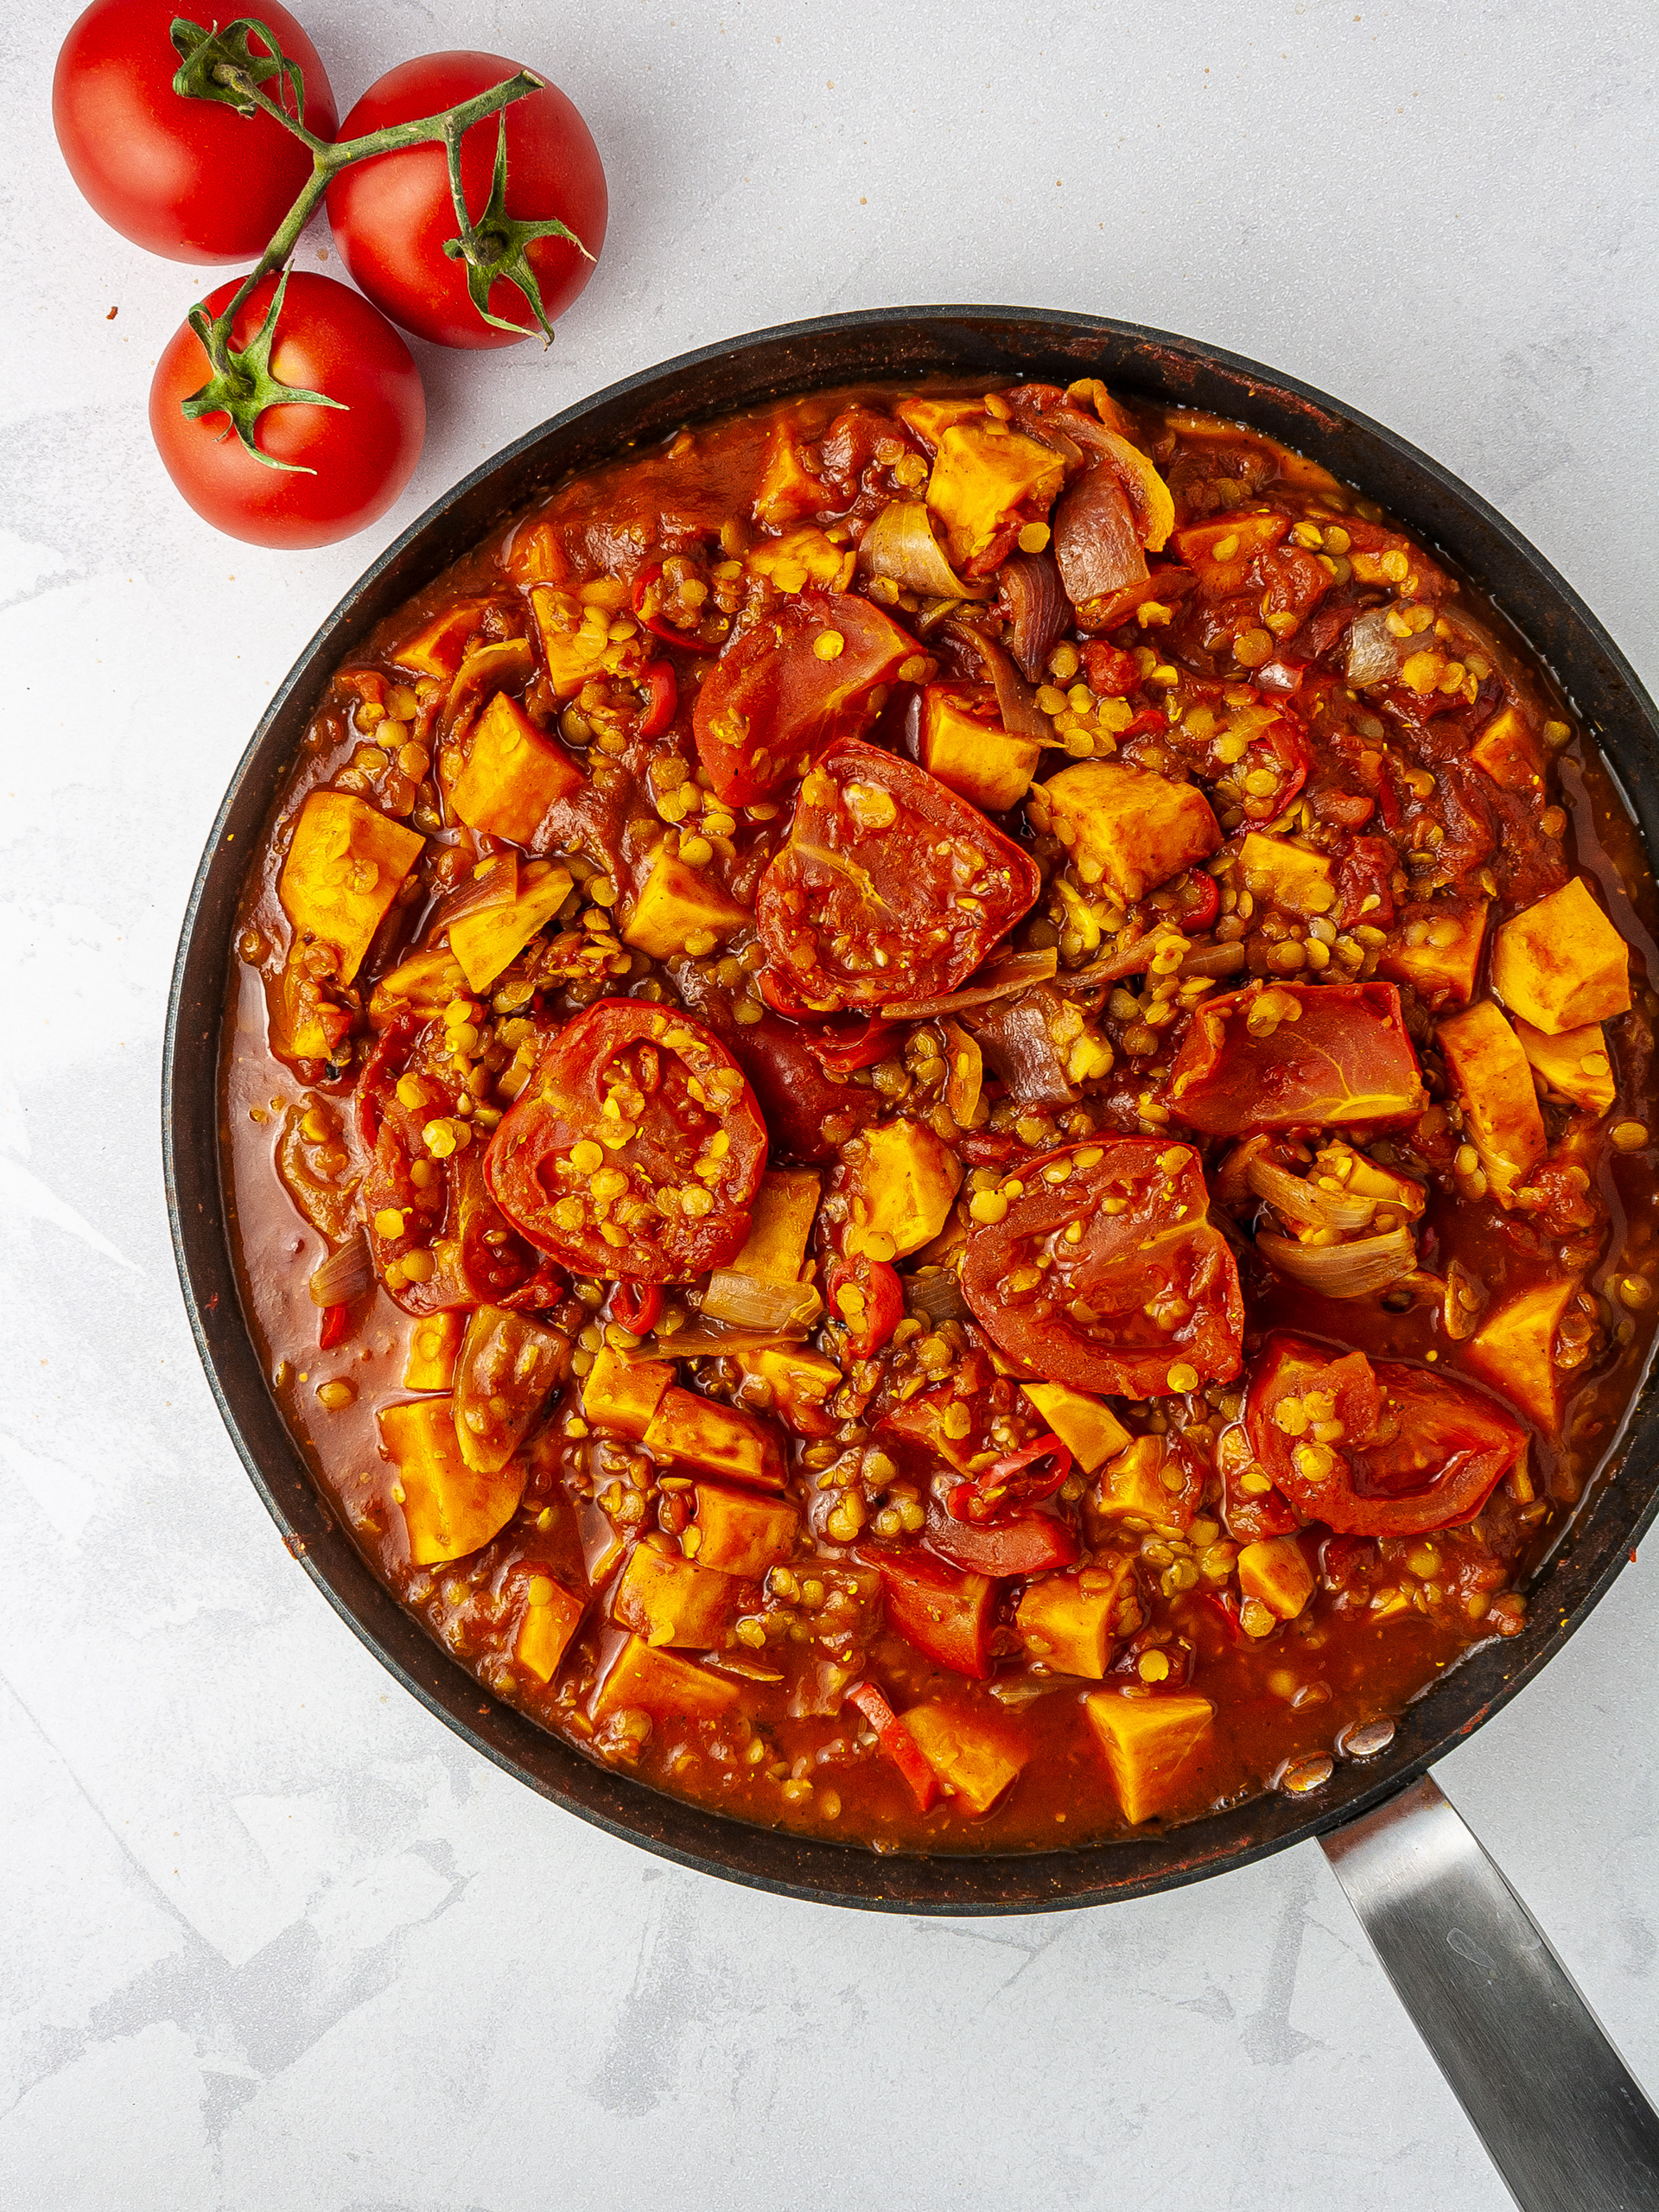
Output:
(861, 1547), (995, 1676)
(1168, 982), (1426, 1135)
(826, 1255), (903, 1359)
(755, 737), (1043, 1014)
(693, 590), (916, 807)
(1244, 1332), (1526, 1538)
(484, 1000), (767, 1281)
(961, 1139), (1243, 1396)
(925, 1500), (1079, 1578)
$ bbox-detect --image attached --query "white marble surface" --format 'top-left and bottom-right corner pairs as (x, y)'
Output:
(3, 1), (1656, 2204)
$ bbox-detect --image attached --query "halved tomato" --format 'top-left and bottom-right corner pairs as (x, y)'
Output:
(1168, 982), (1426, 1135)
(484, 1001), (767, 1281)
(1244, 1332), (1526, 1538)
(924, 1500), (1079, 1578)
(961, 1139), (1243, 1396)
(754, 737), (1043, 1014)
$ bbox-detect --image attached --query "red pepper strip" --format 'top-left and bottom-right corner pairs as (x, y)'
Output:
(1119, 707), (1168, 743)
(610, 1280), (664, 1336)
(807, 1017), (901, 1077)
(848, 1681), (939, 1812)
(826, 1256), (903, 1360)
(947, 1433), (1072, 1525)
(637, 659), (677, 741)
(319, 1303), (351, 1351)
(1258, 715), (1313, 810)
(1179, 868), (1220, 932)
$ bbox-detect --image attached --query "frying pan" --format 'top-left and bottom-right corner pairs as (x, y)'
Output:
(164, 308), (1659, 2209)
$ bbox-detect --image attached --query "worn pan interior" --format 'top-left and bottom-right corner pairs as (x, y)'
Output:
(164, 308), (1659, 1912)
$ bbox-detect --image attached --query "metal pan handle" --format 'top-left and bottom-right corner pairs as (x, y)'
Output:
(1323, 1774), (1659, 2210)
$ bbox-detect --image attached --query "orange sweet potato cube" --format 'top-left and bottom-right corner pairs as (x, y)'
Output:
(894, 396), (986, 446)
(1084, 1688), (1214, 1825)
(449, 862), (572, 992)
(621, 843), (751, 960)
(1491, 877), (1631, 1033)
(513, 1573), (584, 1683)
(645, 1387), (786, 1491)
(1039, 760), (1220, 903)
(590, 1635), (740, 1721)
(1170, 512), (1291, 595)
(1095, 1435), (1191, 1531)
(378, 1398), (524, 1567)
(1462, 1277), (1580, 1435)
(278, 791), (424, 985)
(449, 691), (583, 848)
(1236, 1535), (1315, 1621)
(1380, 899), (1490, 1008)
(1020, 1382), (1131, 1473)
(728, 1171), (821, 1282)
(1515, 1019), (1615, 1115)
(1469, 704), (1545, 792)
(582, 1344), (674, 1440)
(899, 1702), (1027, 1815)
(918, 683), (1042, 812)
(1015, 1556), (1141, 1677)
(841, 1120), (963, 1257)
(925, 423), (1065, 571)
(1437, 1001), (1547, 1207)
(403, 1310), (464, 1393)
(393, 599), (489, 677)
(690, 1483), (799, 1577)
(753, 419), (830, 526)
(734, 1344), (842, 1440)
(612, 1545), (738, 1648)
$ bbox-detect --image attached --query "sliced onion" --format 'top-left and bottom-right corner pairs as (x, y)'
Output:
(1248, 1157), (1377, 1231)
(944, 620), (1050, 741)
(967, 986), (1077, 1108)
(1053, 468), (1147, 607)
(426, 851), (518, 940)
(1345, 608), (1405, 688)
(1064, 938), (1246, 989)
(701, 1271), (823, 1332)
(857, 502), (989, 600)
(439, 636), (536, 740)
(623, 1320), (811, 1361)
(1443, 1258), (1488, 1341)
(1255, 1228), (1415, 1296)
(1000, 553), (1069, 682)
(882, 947), (1058, 1021)
(309, 1228), (375, 1306)
(941, 1018), (983, 1126)
(1176, 942), (1249, 980)
(907, 1268), (971, 1323)
(1214, 1136), (1272, 1216)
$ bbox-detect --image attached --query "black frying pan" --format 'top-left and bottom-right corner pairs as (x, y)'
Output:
(164, 309), (1659, 2209)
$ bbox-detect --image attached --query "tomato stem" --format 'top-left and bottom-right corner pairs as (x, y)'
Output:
(168, 16), (590, 454)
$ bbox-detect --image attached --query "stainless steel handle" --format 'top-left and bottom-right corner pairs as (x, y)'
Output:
(1323, 1774), (1659, 2212)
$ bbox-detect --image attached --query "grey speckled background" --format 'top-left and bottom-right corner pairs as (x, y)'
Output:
(3, 3), (1656, 2206)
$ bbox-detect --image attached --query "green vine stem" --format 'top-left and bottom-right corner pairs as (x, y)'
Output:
(168, 16), (593, 471)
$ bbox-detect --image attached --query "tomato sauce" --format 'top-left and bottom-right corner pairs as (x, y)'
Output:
(222, 377), (1659, 1852)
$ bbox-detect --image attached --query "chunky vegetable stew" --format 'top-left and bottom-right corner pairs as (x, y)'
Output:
(226, 374), (1658, 1849)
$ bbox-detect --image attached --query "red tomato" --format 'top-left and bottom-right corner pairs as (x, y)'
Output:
(755, 738), (1043, 1014)
(1167, 981), (1426, 1135)
(962, 1140), (1243, 1397)
(54, 0), (337, 263)
(149, 273), (424, 549)
(724, 1017), (882, 1165)
(925, 1500), (1079, 1578)
(695, 593), (917, 808)
(1245, 1332), (1527, 1539)
(825, 1255), (903, 1360)
(862, 1548), (995, 1677)
(326, 51), (607, 348)
(484, 1001), (767, 1281)
(947, 1434), (1072, 1524)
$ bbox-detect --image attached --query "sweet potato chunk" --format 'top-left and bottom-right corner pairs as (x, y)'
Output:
(394, 599), (489, 677)
(894, 396), (985, 446)
(899, 1702), (1027, 1815)
(1039, 760), (1220, 904)
(1238, 831), (1335, 918)
(918, 683), (1042, 812)
(1094, 1435), (1188, 1530)
(753, 419), (830, 526)
(590, 1635), (739, 1721)
(449, 690), (583, 847)
(1437, 1001), (1547, 1208)
(378, 1397), (524, 1566)
(371, 945), (466, 1020)
(728, 1170), (820, 1281)
(613, 1545), (738, 1648)
(528, 584), (646, 697)
(842, 1120), (963, 1257)
(1491, 877), (1630, 1033)
(1015, 1557), (1140, 1677)
(1237, 1535), (1315, 1621)
(1515, 1019), (1615, 1115)
(621, 844), (750, 960)
(1469, 704), (1544, 792)
(449, 862), (573, 992)
(925, 423), (1065, 572)
(1020, 1381), (1131, 1472)
(403, 1310), (463, 1393)
(734, 1344), (842, 1439)
(278, 791), (424, 985)
(1379, 899), (1490, 1009)
(748, 524), (855, 593)
(690, 1483), (799, 1577)
(513, 1573), (584, 1683)
(582, 1344), (673, 1440)
(1084, 1689), (1214, 1825)
(644, 1386), (786, 1491)
(1463, 1278), (1580, 1434)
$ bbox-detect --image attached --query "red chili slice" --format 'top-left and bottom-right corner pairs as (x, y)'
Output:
(693, 590), (916, 807)
(610, 1280), (664, 1336)
(946, 1434), (1072, 1524)
(826, 1255), (903, 1359)
(631, 563), (711, 652)
(1179, 868), (1220, 932)
(484, 1000), (768, 1281)
(961, 1139), (1243, 1397)
(318, 1302), (351, 1350)
(636, 659), (677, 740)
(1244, 1332), (1527, 1539)
(754, 736), (1043, 1014)
(847, 1680), (940, 1810)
